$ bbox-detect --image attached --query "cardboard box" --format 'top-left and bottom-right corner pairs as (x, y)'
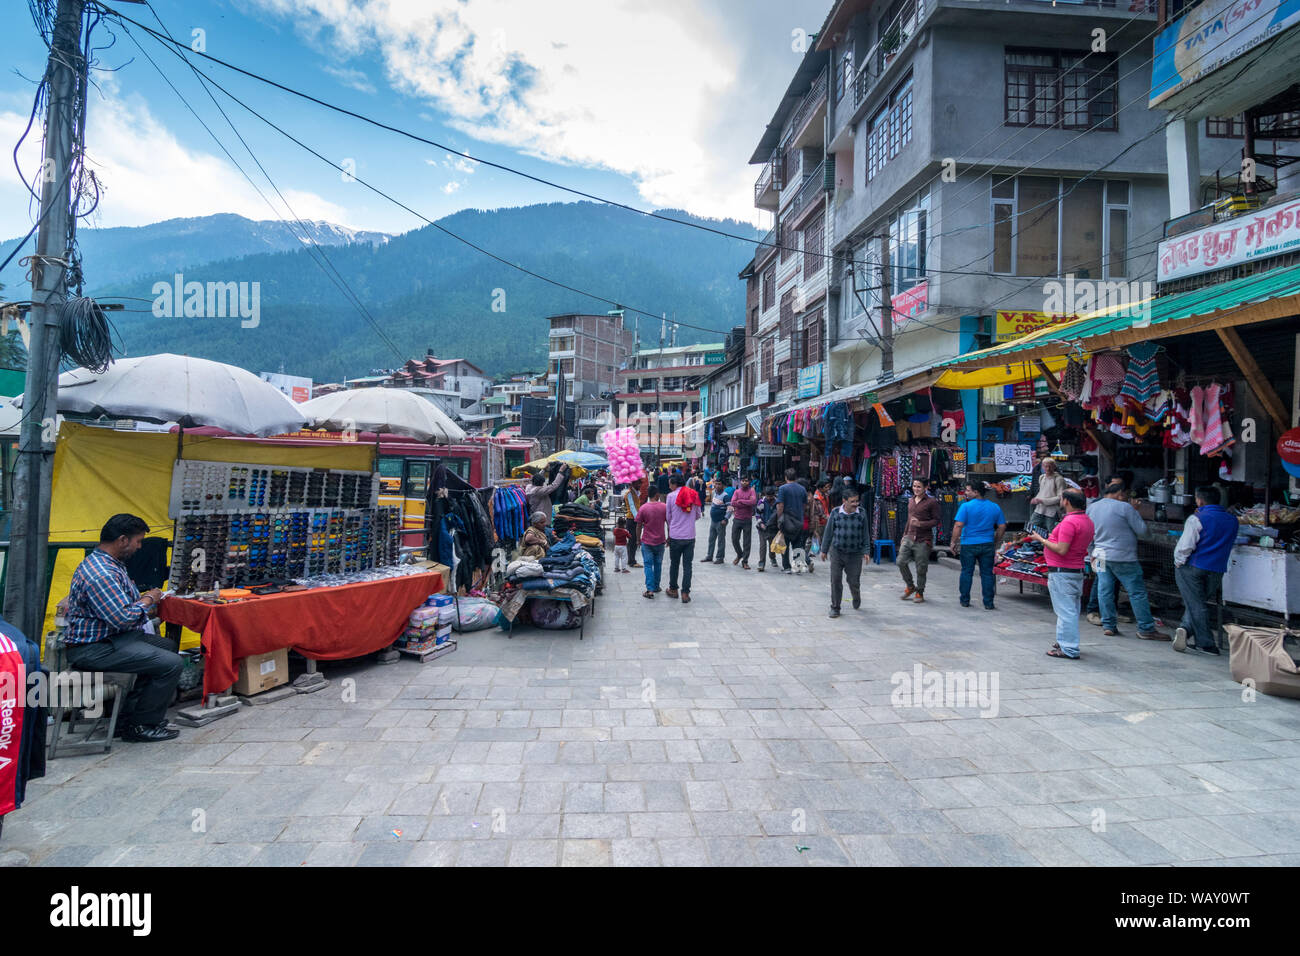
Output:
(409, 560), (451, 593)
(232, 648), (289, 696)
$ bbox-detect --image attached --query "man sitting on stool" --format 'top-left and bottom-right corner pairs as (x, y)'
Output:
(63, 514), (182, 742)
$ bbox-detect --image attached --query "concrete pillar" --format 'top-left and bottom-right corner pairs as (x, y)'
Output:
(1165, 118), (1202, 219)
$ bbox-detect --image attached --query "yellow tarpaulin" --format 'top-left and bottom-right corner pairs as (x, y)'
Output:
(41, 423), (373, 645)
(934, 355), (1071, 390)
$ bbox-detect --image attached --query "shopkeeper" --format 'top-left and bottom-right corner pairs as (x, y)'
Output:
(1029, 457), (1065, 531)
(62, 514), (183, 743)
(1171, 486), (1239, 657)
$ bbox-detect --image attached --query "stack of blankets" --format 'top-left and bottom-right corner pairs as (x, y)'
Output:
(553, 503), (601, 538)
(499, 532), (602, 623)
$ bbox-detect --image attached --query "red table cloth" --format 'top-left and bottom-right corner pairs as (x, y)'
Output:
(159, 571), (443, 697)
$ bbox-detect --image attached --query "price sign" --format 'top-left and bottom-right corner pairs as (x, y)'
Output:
(993, 442), (1034, 475)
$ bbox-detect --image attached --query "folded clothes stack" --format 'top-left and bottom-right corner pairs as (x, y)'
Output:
(503, 532), (601, 595)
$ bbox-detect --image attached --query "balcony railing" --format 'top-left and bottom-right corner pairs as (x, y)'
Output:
(853, 61), (879, 110)
(789, 67), (828, 139)
(787, 162), (826, 221)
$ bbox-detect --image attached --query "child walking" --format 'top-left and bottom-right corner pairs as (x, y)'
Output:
(612, 518), (631, 573)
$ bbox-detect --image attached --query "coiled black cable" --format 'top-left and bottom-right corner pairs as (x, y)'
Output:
(59, 295), (115, 373)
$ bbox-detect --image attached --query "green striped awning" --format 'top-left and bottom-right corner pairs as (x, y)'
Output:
(938, 263), (1300, 372)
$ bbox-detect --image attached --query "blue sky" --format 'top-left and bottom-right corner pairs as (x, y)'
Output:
(1, 0), (829, 239)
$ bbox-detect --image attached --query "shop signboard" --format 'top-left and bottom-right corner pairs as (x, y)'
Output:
(796, 363), (823, 399)
(259, 371), (312, 403)
(994, 442), (1034, 475)
(993, 311), (1077, 343)
(704, 352), (725, 364)
(753, 382), (771, 405)
(1278, 426), (1300, 479)
(1150, 0), (1300, 108)
(891, 281), (928, 329)
(658, 410), (682, 420)
(1018, 412), (1042, 434)
(1157, 197), (1300, 281)
(758, 443), (785, 458)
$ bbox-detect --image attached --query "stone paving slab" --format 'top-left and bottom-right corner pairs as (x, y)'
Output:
(4, 523), (1299, 867)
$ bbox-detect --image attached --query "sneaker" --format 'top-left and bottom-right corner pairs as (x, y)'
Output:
(828, 608), (840, 618)
(783, 569), (793, 575)
(983, 604), (996, 611)
(913, 592), (925, 604)
(757, 566), (765, 572)
(665, 588), (680, 599)
(1172, 627), (1188, 652)
(1102, 628), (1120, 637)
(852, 596), (861, 610)
(1137, 629), (1171, 641)
(960, 601), (971, 608)
(900, 586), (916, 601)
(1087, 612), (1102, 626)
(1185, 643), (1221, 655)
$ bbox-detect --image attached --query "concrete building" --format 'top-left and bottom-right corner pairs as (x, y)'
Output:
(615, 342), (726, 460)
(545, 312), (637, 444)
(745, 43), (835, 415)
(805, 0), (1239, 423)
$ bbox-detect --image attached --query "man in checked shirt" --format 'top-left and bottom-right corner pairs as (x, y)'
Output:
(63, 514), (183, 742)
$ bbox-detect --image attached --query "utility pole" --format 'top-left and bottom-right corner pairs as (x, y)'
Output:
(878, 232), (894, 381)
(6, 0), (86, 643)
(553, 360), (565, 452)
(655, 314), (665, 469)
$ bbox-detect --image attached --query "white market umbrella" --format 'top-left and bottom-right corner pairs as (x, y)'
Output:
(300, 387), (467, 443)
(18, 353), (308, 437)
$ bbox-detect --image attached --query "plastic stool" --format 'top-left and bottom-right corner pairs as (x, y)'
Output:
(872, 540), (897, 564)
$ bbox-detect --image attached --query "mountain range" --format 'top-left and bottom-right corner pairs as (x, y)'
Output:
(3, 204), (762, 382)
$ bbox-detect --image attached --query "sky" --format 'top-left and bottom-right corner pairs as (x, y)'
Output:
(0, 0), (830, 240)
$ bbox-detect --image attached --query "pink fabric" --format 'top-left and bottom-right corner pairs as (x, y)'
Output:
(1189, 385), (1206, 445)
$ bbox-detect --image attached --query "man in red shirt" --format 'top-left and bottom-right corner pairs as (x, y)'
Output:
(634, 485), (668, 599)
(727, 474), (759, 569)
(1031, 489), (1094, 660)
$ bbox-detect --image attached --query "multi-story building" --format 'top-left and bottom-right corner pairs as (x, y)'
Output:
(745, 43), (835, 414)
(490, 373), (543, 430)
(808, 0), (1239, 426)
(615, 342), (726, 460)
(545, 312), (637, 444)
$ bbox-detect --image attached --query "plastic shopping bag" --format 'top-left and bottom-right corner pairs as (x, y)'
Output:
(771, 531), (788, 555)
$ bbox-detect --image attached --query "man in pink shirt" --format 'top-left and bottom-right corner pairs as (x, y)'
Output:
(1031, 489), (1094, 660)
(664, 473), (703, 603)
(634, 486), (668, 599)
(728, 474), (759, 569)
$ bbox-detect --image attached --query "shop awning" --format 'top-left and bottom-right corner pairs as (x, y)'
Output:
(936, 263), (1300, 373)
(935, 355), (1070, 390)
(776, 364), (944, 417)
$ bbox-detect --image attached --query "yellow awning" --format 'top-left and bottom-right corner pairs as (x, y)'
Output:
(935, 355), (1070, 390)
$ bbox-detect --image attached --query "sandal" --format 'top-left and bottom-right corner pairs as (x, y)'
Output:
(643, 590), (654, 599)
(1046, 646), (1078, 659)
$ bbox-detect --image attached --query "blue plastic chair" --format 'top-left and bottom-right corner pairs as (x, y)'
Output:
(872, 539), (897, 564)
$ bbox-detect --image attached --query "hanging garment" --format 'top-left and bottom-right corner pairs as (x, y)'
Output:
(1119, 343), (1161, 403)
(1078, 356), (1096, 407)
(1189, 385), (1206, 445)
(1061, 358), (1088, 401)
(1088, 353), (1127, 406)
(1201, 383), (1235, 455)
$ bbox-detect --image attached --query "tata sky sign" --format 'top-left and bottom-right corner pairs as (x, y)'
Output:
(1150, 0), (1300, 107)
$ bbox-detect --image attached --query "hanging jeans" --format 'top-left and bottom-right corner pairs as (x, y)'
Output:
(1098, 560), (1156, 633)
(706, 518), (728, 562)
(1176, 564), (1222, 651)
(640, 543), (665, 592)
(958, 543), (997, 608)
(1047, 570), (1084, 657)
(668, 538), (695, 593)
(730, 517), (752, 563)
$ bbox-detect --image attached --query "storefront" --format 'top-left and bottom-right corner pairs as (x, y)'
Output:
(936, 263), (1300, 622)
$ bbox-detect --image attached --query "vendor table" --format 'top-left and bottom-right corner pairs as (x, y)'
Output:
(160, 571), (443, 698)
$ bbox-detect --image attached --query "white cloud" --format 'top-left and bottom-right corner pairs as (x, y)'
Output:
(442, 181), (461, 194)
(0, 81), (352, 236)
(250, 0), (774, 221)
(322, 64), (377, 94)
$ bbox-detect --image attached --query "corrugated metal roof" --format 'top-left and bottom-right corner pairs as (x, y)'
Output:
(939, 263), (1300, 369)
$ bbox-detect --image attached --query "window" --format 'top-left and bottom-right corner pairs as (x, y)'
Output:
(889, 188), (929, 292)
(1005, 50), (1117, 131)
(804, 308), (824, 366)
(989, 175), (1130, 279)
(779, 216), (792, 263)
(762, 266), (775, 311)
(802, 213), (824, 276)
(749, 306), (758, 334)
(778, 360), (793, 392)
(761, 336), (775, 383)
(867, 74), (913, 181)
(1206, 115), (1244, 138)
(779, 289), (795, 340)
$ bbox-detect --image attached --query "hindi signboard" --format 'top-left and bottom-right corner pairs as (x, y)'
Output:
(994, 443), (1034, 475)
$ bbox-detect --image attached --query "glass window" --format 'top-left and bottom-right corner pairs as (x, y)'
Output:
(992, 201), (1014, 274)
(1005, 49), (1116, 131)
(1015, 176), (1059, 278)
(1060, 179), (1104, 279)
(377, 457), (402, 478)
(405, 460), (431, 497)
(1107, 207), (1129, 279)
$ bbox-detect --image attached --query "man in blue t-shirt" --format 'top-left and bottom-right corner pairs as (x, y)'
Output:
(950, 479), (1007, 610)
(775, 468), (811, 574)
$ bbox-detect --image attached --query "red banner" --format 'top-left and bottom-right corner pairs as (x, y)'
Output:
(0, 631), (27, 816)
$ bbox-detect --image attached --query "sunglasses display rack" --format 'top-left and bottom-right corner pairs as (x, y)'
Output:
(169, 459), (379, 518)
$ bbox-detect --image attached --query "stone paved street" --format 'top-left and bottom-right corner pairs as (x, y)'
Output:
(6, 522), (1300, 867)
